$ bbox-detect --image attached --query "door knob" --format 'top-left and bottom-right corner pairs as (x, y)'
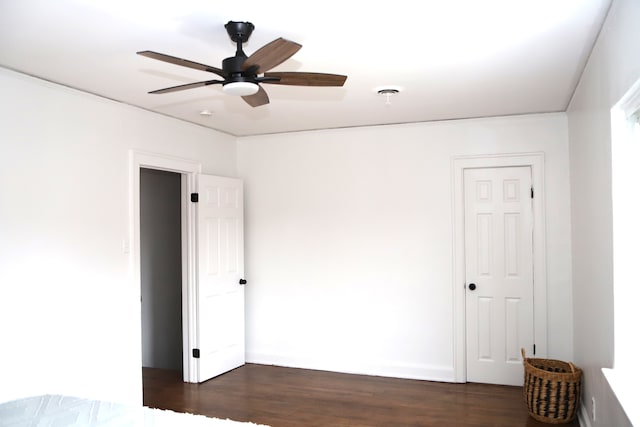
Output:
(239, 278), (247, 285)
(468, 283), (476, 291)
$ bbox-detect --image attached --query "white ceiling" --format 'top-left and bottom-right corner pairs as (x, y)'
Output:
(0, 0), (611, 137)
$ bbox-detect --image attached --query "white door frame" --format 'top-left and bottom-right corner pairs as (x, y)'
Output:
(451, 152), (547, 383)
(129, 150), (201, 383)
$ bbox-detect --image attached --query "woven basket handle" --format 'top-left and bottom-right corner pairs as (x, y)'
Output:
(521, 347), (526, 359)
(568, 362), (576, 374)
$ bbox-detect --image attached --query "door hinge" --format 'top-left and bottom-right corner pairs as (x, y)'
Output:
(533, 344), (536, 355)
(531, 187), (534, 199)
(192, 348), (200, 358)
(190, 193), (199, 203)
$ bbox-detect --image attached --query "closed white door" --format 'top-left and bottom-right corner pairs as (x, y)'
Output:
(464, 167), (534, 386)
(195, 174), (245, 382)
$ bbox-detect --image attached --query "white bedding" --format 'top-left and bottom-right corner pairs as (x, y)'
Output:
(0, 395), (269, 427)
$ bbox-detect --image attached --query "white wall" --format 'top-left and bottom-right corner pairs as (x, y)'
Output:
(0, 68), (236, 405)
(237, 113), (573, 381)
(567, 0), (638, 425)
(0, 59), (581, 411)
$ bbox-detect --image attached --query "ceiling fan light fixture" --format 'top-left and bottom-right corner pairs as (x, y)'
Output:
(223, 81), (259, 96)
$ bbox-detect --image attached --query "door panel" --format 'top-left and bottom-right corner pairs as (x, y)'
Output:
(196, 175), (245, 382)
(464, 167), (533, 386)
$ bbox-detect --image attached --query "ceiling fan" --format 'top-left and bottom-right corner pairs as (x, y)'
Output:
(137, 21), (347, 107)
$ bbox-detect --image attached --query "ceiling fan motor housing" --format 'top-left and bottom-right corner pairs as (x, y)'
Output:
(223, 55), (250, 76)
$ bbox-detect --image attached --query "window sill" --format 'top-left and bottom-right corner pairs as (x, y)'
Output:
(602, 368), (638, 426)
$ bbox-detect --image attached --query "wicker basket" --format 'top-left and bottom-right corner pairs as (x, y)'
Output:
(521, 348), (582, 424)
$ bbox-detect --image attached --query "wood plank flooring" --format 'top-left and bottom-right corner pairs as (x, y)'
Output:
(143, 364), (580, 427)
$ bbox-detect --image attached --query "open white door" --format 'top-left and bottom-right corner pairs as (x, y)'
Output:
(194, 174), (245, 382)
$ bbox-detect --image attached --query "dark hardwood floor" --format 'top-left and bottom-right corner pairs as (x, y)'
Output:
(143, 364), (580, 427)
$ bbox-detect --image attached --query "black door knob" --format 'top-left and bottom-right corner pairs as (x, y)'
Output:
(239, 278), (247, 285)
(468, 283), (476, 291)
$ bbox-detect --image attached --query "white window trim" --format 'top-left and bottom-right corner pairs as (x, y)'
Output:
(606, 78), (640, 427)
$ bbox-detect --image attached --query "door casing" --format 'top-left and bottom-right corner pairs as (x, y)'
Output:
(451, 152), (547, 383)
(130, 150), (201, 383)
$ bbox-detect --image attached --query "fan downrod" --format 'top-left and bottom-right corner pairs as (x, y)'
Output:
(225, 21), (255, 43)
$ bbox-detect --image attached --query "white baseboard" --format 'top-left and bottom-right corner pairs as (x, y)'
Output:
(245, 352), (455, 383)
(578, 401), (592, 427)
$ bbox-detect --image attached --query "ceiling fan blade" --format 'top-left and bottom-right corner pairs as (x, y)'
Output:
(263, 72), (347, 87)
(148, 80), (224, 94)
(242, 85), (270, 107)
(242, 38), (302, 74)
(137, 50), (225, 78)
